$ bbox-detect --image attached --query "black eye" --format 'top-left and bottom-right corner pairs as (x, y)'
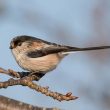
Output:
(14, 40), (22, 47)
(18, 42), (22, 46)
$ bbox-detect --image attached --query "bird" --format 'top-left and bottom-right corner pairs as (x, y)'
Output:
(10, 35), (110, 75)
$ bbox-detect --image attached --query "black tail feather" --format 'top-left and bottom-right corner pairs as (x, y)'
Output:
(69, 46), (110, 51)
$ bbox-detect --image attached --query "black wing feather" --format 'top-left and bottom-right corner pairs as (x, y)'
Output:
(27, 46), (79, 58)
(27, 45), (110, 58)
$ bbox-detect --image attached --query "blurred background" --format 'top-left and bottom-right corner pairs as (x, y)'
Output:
(0, 0), (110, 110)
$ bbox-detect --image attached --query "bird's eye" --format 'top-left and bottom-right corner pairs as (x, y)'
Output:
(14, 40), (22, 47)
(18, 42), (22, 46)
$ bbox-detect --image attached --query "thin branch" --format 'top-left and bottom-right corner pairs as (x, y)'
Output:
(0, 76), (78, 101)
(0, 67), (78, 101)
(0, 67), (20, 78)
(0, 67), (44, 80)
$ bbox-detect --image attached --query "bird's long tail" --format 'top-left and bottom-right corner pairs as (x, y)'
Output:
(60, 46), (110, 55)
(68, 46), (110, 52)
(34, 45), (110, 57)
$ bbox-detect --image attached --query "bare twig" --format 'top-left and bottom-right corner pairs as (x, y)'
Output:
(0, 77), (78, 101)
(0, 67), (78, 101)
(0, 67), (44, 80)
(0, 67), (20, 78)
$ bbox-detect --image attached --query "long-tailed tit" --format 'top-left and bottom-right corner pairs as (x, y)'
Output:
(10, 35), (110, 74)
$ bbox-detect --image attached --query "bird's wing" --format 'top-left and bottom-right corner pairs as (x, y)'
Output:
(27, 44), (110, 58)
(27, 45), (79, 58)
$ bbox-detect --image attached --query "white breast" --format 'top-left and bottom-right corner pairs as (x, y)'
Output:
(12, 48), (63, 73)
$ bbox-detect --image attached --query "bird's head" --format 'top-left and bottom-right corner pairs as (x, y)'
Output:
(9, 35), (38, 49)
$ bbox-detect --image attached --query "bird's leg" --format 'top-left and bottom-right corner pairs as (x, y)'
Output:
(28, 71), (45, 80)
(18, 71), (31, 78)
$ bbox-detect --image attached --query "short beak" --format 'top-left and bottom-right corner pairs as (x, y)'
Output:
(9, 45), (13, 49)
(9, 43), (14, 49)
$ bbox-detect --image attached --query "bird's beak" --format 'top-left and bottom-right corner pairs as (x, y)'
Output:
(9, 43), (14, 49)
(9, 45), (13, 49)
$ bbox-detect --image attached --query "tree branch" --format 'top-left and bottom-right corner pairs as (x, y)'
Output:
(0, 67), (78, 109)
(0, 95), (60, 110)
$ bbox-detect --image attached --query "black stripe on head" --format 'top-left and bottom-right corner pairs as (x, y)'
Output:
(10, 35), (62, 49)
(12, 35), (39, 43)
(12, 35), (59, 45)
(10, 35), (43, 49)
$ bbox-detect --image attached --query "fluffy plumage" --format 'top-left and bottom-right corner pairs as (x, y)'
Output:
(10, 35), (110, 74)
